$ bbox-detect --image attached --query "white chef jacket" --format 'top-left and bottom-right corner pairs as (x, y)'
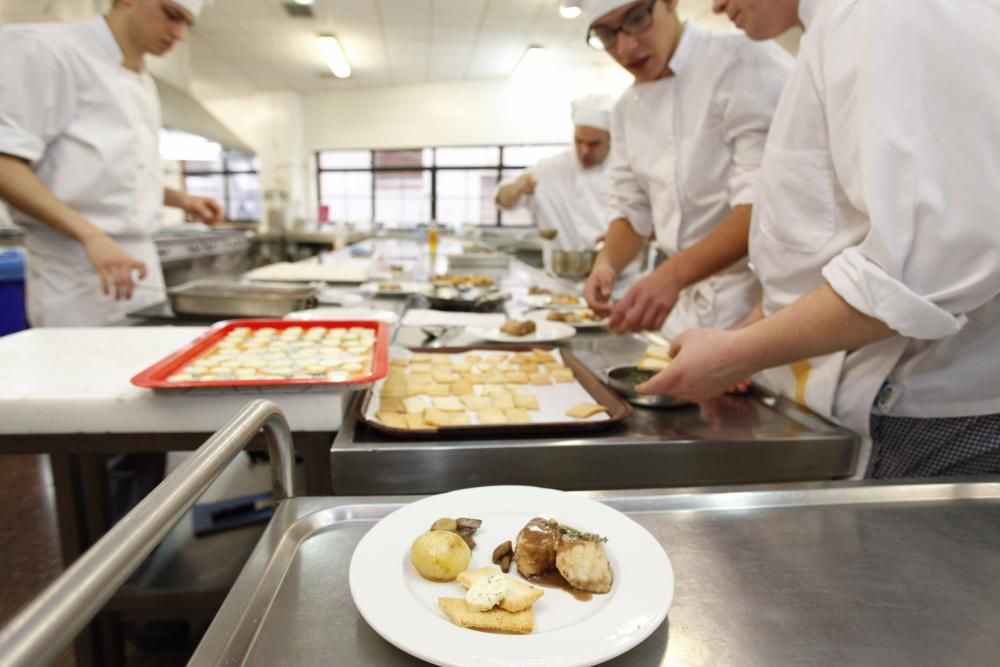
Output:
(750, 0), (1000, 439)
(0, 16), (166, 326)
(497, 149), (611, 253)
(608, 22), (792, 338)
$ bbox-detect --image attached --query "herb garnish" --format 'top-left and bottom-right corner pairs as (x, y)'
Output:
(546, 519), (608, 543)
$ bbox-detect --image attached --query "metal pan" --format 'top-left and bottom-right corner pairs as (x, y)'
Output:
(420, 285), (508, 312)
(167, 279), (318, 317)
(605, 364), (690, 408)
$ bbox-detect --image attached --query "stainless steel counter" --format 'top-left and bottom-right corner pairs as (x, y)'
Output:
(192, 478), (1000, 666)
(333, 325), (859, 494)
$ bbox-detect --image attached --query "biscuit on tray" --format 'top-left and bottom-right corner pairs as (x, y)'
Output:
(566, 403), (609, 419)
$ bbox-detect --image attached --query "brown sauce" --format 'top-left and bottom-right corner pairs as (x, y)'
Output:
(528, 570), (593, 602)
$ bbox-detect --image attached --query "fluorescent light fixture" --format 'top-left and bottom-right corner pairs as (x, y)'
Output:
(159, 128), (222, 161)
(318, 34), (352, 78)
(512, 45), (552, 85)
(559, 2), (582, 19)
(293, 0), (314, 4)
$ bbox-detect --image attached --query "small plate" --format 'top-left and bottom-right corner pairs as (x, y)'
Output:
(349, 485), (673, 667)
(467, 321), (576, 343)
(520, 293), (586, 309)
(525, 309), (608, 330)
(605, 365), (689, 408)
(360, 281), (431, 297)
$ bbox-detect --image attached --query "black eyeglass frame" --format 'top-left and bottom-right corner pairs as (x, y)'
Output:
(586, 0), (659, 51)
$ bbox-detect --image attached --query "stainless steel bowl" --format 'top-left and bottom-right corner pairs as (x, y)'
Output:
(420, 286), (508, 312)
(551, 250), (597, 279)
(605, 365), (690, 409)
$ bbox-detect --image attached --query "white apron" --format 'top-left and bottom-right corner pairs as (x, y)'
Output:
(25, 233), (165, 326)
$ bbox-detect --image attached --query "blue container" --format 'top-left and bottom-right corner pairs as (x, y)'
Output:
(0, 248), (27, 336)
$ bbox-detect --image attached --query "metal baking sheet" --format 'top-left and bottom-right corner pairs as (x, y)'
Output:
(357, 345), (632, 438)
(191, 479), (1000, 666)
(167, 279), (318, 317)
(130, 318), (390, 391)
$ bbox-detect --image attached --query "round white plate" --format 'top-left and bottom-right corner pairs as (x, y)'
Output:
(519, 293), (586, 309)
(525, 309), (609, 330)
(284, 307), (398, 324)
(349, 485), (673, 667)
(360, 280), (431, 296)
(466, 321), (576, 343)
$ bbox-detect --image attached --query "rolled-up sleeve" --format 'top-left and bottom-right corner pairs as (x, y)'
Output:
(606, 97), (653, 236)
(0, 28), (75, 164)
(718, 40), (792, 208)
(821, 0), (1000, 340)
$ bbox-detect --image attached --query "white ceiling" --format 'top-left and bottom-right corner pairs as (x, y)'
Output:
(190, 0), (733, 100)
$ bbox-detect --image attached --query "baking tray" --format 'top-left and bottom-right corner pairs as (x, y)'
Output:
(192, 479), (1000, 667)
(357, 344), (632, 439)
(131, 318), (390, 391)
(167, 280), (318, 317)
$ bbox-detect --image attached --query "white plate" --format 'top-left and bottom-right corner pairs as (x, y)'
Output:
(349, 485), (673, 667)
(284, 307), (398, 324)
(466, 321), (576, 343)
(519, 293), (587, 309)
(525, 309), (609, 330)
(360, 280), (431, 296)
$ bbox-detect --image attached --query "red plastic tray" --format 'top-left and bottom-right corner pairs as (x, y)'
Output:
(131, 319), (390, 390)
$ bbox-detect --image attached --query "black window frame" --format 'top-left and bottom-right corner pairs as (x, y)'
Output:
(316, 144), (568, 228)
(182, 153), (261, 222)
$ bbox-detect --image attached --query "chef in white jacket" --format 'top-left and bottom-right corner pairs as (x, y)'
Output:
(642, 0), (1000, 478)
(495, 94), (616, 254)
(0, 0), (223, 327)
(580, 0), (792, 336)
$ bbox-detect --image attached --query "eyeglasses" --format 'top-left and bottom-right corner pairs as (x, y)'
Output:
(586, 0), (658, 51)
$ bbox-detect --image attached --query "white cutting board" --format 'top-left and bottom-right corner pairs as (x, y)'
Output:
(0, 328), (345, 435)
(244, 261), (369, 283)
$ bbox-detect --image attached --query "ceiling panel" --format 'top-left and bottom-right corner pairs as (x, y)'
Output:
(189, 0), (780, 100)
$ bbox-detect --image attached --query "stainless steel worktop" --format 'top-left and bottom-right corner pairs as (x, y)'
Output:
(191, 478), (1000, 666)
(332, 325), (859, 494)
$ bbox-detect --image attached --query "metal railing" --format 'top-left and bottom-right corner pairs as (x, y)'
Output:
(0, 399), (298, 667)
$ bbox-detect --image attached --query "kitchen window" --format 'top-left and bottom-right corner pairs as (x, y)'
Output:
(316, 144), (566, 228)
(183, 154), (262, 222)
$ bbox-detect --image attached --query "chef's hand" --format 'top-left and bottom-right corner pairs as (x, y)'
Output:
(516, 172), (537, 196)
(608, 270), (680, 335)
(183, 195), (225, 224)
(584, 264), (616, 317)
(82, 233), (147, 300)
(635, 328), (753, 402)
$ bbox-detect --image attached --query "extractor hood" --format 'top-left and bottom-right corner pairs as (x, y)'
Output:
(154, 77), (253, 154)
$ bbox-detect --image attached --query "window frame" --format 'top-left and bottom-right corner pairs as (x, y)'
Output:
(315, 144), (568, 228)
(182, 154), (261, 222)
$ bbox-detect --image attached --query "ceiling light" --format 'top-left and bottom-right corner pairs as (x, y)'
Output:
(317, 34), (352, 78)
(512, 46), (552, 85)
(293, 0), (314, 5)
(558, 2), (582, 19)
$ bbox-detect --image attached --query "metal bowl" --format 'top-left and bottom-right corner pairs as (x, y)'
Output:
(420, 286), (508, 312)
(551, 250), (597, 279)
(605, 365), (690, 409)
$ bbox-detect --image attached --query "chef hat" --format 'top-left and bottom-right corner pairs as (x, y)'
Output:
(171, 0), (213, 18)
(581, 0), (643, 23)
(571, 94), (614, 131)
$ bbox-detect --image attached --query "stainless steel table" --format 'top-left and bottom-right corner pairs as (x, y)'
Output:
(192, 478), (1000, 666)
(332, 326), (860, 494)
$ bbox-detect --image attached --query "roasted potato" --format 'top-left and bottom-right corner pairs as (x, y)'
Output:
(410, 530), (471, 581)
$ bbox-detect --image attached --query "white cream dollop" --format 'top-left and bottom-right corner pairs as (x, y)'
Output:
(465, 572), (510, 612)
